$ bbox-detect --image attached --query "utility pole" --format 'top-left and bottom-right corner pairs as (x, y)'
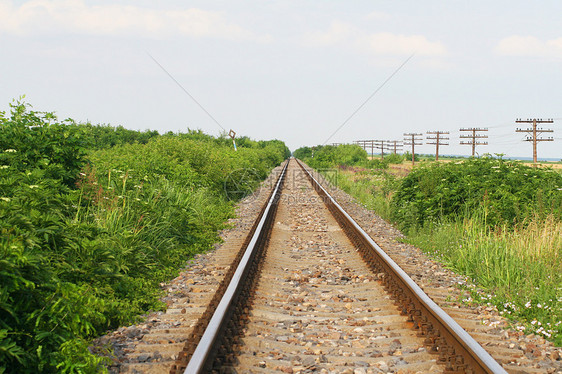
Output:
(386, 140), (403, 154)
(356, 140), (386, 159)
(403, 133), (423, 166)
(373, 140), (389, 159)
(515, 118), (554, 163)
(426, 131), (449, 161)
(459, 128), (488, 157)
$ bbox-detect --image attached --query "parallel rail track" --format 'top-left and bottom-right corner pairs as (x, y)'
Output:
(170, 158), (508, 374)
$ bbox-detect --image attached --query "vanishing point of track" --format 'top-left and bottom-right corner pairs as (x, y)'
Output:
(169, 158), (508, 374)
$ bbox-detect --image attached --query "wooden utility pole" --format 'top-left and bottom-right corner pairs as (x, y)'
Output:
(403, 133), (423, 165)
(515, 119), (554, 163)
(387, 140), (403, 154)
(373, 140), (390, 159)
(426, 131), (449, 161)
(355, 140), (391, 159)
(459, 128), (488, 157)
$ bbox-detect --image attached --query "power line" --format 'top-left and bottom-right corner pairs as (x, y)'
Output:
(354, 139), (391, 158)
(147, 52), (226, 132)
(323, 53), (415, 145)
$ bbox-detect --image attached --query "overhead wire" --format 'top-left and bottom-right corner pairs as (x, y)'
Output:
(147, 52), (227, 133)
(323, 53), (415, 145)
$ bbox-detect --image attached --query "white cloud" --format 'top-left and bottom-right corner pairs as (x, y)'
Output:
(0, 0), (270, 42)
(496, 35), (562, 58)
(303, 21), (356, 47)
(364, 11), (391, 21)
(358, 32), (446, 56)
(303, 21), (446, 57)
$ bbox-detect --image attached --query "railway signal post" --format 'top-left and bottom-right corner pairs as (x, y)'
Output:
(229, 129), (237, 151)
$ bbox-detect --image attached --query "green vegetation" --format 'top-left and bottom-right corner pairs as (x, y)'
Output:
(391, 157), (562, 230)
(332, 167), (397, 221)
(294, 144), (405, 170)
(0, 100), (289, 373)
(72, 123), (159, 149)
(295, 145), (562, 345)
(395, 158), (562, 345)
(293, 144), (367, 169)
(410, 215), (561, 344)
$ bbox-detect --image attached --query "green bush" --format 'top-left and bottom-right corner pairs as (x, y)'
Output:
(391, 157), (562, 231)
(0, 101), (86, 186)
(381, 153), (404, 165)
(297, 144), (368, 169)
(71, 123), (159, 150)
(0, 100), (288, 373)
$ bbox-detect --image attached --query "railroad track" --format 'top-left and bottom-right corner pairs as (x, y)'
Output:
(168, 158), (509, 374)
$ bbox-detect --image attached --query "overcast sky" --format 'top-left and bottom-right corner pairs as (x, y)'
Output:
(1, 0), (561, 159)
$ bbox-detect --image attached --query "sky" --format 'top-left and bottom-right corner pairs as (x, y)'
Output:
(1, 0), (561, 159)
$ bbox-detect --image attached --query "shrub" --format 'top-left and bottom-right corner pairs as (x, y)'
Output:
(0, 100), (86, 186)
(297, 144), (368, 169)
(391, 157), (562, 231)
(0, 100), (289, 372)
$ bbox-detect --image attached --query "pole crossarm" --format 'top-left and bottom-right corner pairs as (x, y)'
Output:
(404, 133), (423, 165)
(459, 127), (488, 156)
(514, 118), (555, 163)
(426, 131), (449, 161)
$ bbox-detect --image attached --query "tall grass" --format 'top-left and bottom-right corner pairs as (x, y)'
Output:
(407, 215), (561, 344)
(332, 167), (395, 221)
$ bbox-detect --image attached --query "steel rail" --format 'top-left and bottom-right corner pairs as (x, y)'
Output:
(296, 159), (507, 374)
(182, 160), (289, 374)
